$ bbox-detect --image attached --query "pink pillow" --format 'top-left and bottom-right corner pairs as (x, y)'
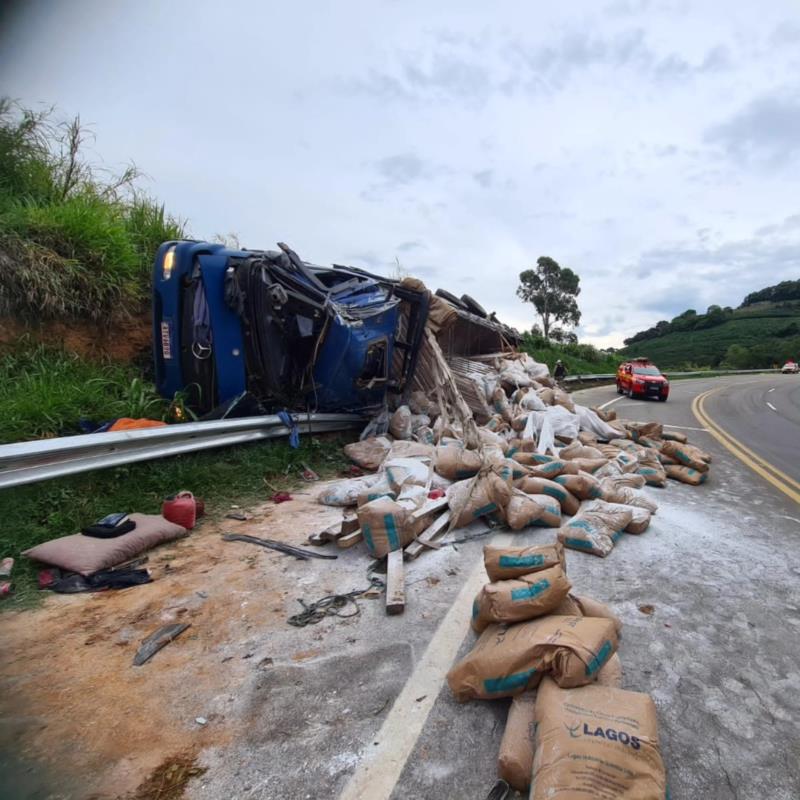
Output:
(23, 513), (187, 575)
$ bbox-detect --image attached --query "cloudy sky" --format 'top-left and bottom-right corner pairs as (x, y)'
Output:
(2, 1), (799, 346)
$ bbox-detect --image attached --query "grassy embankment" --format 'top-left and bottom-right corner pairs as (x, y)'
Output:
(620, 305), (800, 369)
(521, 333), (620, 375)
(0, 101), (353, 606)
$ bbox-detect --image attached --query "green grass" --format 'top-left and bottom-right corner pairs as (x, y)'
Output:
(520, 335), (620, 375)
(621, 315), (800, 369)
(0, 99), (184, 321)
(0, 434), (351, 608)
(0, 344), (171, 443)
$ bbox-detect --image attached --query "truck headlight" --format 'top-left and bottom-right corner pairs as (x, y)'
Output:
(162, 246), (176, 280)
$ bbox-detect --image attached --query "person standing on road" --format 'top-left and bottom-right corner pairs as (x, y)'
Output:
(553, 359), (567, 381)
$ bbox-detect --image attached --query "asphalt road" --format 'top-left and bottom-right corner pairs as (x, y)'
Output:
(6, 375), (800, 800)
(701, 375), (800, 486)
(582, 373), (800, 496)
(197, 375), (800, 800)
(372, 375), (800, 800)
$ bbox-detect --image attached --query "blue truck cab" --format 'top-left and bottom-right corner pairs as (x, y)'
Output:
(152, 240), (428, 415)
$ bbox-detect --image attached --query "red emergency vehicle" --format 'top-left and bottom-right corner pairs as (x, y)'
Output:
(616, 357), (669, 401)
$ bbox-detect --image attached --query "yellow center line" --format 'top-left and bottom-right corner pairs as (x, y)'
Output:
(692, 389), (800, 505)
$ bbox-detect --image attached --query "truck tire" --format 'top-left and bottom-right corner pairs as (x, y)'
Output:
(460, 294), (488, 318)
(435, 288), (467, 310)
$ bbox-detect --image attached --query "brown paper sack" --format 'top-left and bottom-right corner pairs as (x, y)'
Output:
(472, 565), (572, 632)
(497, 691), (538, 791)
(559, 442), (605, 460)
(357, 496), (419, 558)
(447, 615), (618, 701)
(661, 440), (711, 471)
(599, 478), (658, 513)
(583, 499), (652, 534)
(531, 677), (666, 800)
(551, 594), (583, 616)
(505, 492), (562, 530)
(496, 654), (625, 793)
(434, 445), (483, 480)
(665, 464), (709, 485)
(596, 652), (623, 687)
(446, 477), (496, 528)
(484, 542), (566, 582)
(571, 595), (624, 638)
(516, 477), (581, 516)
(569, 457), (609, 474)
(388, 405), (413, 440)
(343, 436), (391, 471)
(530, 459), (579, 480)
(557, 504), (632, 558)
(637, 453), (668, 486)
(554, 471), (603, 500)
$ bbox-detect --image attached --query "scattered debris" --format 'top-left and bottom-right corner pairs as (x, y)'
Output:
(639, 604), (656, 615)
(286, 576), (385, 627)
(128, 752), (207, 800)
(0, 556), (13, 596)
(300, 463), (320, 481)
(385, 549), (405, 615)
(133, 623), (191, 666)
(270, 491), (293, 504)
(336, 529), (364, 549)
(222, 533), (337, 561)
(485, 779), (511, 800)
(225, 512), (248, 521)
(194, 717), (207, 726)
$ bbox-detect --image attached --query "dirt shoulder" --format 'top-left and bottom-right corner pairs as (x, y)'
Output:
(0, 490), (361, 798)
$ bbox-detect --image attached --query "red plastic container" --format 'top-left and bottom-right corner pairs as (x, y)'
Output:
(162, 491), (198, 530)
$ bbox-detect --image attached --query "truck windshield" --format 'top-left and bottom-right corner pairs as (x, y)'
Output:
(633, 367), (661, 376)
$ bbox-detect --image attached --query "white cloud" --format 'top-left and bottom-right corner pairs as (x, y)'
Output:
(1, 0), (799, 346)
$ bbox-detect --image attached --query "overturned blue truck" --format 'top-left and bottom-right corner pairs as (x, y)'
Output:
(152, 240), (520, 417)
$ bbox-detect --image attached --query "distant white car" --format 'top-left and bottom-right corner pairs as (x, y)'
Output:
(781, 361), (799, 374)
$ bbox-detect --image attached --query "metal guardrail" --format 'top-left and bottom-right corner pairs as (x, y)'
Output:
(0, 413), (365, 489)
(564, 368), (781, 383)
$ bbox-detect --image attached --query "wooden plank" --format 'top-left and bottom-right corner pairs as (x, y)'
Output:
(337, 529), (363, 549)
(341, 515), (360, 535)
(385, 549), (405, 615)
(411, 496), (448, 521)
(404, 510), (451, 561)
(308, 522), (340, 546)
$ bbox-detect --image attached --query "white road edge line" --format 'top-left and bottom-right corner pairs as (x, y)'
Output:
(598, 395), (625, 410)
(768, 387), (776, 393)
(663, 424), (709, 432)
(767, 401), (777, 411)
(338, 531), (513, 800)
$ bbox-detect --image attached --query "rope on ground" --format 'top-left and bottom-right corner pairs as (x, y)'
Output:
(287, 574), (386, 627)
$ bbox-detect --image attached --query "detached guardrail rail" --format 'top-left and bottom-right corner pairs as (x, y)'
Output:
(564, 368), (780, 384)
(0, 413), (365, 489)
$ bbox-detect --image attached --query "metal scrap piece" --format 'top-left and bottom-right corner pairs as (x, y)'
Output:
(133, 622), (191, 666)
(222, 533), (338, 560)
(485, 779), (510, 800)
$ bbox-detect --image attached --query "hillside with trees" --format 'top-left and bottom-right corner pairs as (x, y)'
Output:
(621, 280), (800, 368)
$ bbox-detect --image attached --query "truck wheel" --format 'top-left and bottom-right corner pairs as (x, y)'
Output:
(659, 396), (667, 402)
(627, 387), (634, 399)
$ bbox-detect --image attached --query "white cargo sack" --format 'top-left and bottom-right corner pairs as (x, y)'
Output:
(317, 474), (383, 507)
(574, 404), (621, 441)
